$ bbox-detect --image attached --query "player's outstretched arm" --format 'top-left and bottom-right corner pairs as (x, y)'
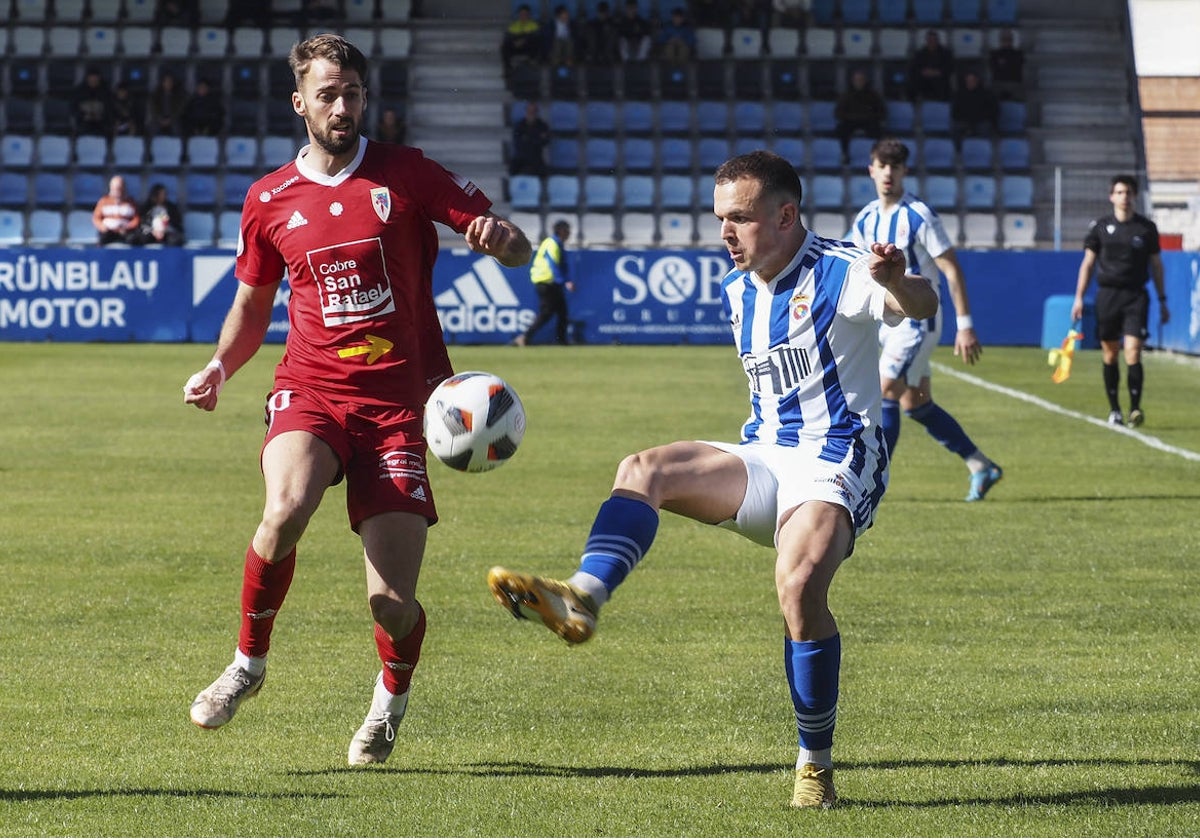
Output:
(935, 250), (982, 365)
(869, 242), (938, 320)
(183, 281), (277, 412)
(464, 213), (532, 268)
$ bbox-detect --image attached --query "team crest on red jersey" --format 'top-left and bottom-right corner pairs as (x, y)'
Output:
(371, 187), (391, 223)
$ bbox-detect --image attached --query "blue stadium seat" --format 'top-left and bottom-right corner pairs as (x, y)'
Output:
(548, 101), (581, 134)
(808, 101), (837, 134)
(963, 174), (996, 209)
(185, 172), (219, 207)
(621, 101), (654, 135)
(848, 175), (875, 208)
(150, 135), (183, 167)
(261, 136), (296, 166)
(1000, 174), (1034, 209)
(810, 175), (845, 209)
(659, 137), (694, 173)
(769, 60), (801, 100)
(546, 175), (579, 209)
(998, 137), (1031, 171)
(187, 136), (221, 168)
(65, 209), (96, 245)
(697, 137), (732, 171)
(986, 0), (1018, 24)
(912, 0), (946, 24)
(584, 138), (618, 172)
(809, 0), (836, 25)
(28, 209), (64, 245)
(224, 136), (259, 169)
(696, 101), (729, 135)
(919, 100), (952, 134)
(886, 100), (915, 134)
(585, 101), (617, 135)
(921, 137), (956, 171)
(2, 135), (35, 169)
(772, 102), (804, 134)
(547, 137), (580, 173)
(659, 212), (695, 248)
(810, 137), (843, 171)
(734, 136), (766, 157)
(659, 101), (692, 135)
(75, 135), (109, 168)
(36, 135), (72, 168)
(183, 211), (216, 247)
(112, 136), (145, 168)
(660, 175), (695, 210)
(0, 210), (24, 245)
(877, 0), (909, 23)
(621, 175), (655, 211)
(841, 0), (873, 25)
(998, 100), (1026, 134)
(218, 211), (242, 247)
(34, 172), (68, 206)
(949, 0), (982, 23)
(583, 175), (617, 210)
(847, 136), (875, 168)
(772, 138), (805, 169)
(72, 172), (107, 207)
(733, 102), (766, 136)
(223, 173), (255, 208)
(622, 137), (655, 172)
(923, 174), (959, 209)
(0, 173), (29, 207)
(508, 175), (542, 210)
(960, 137), (994, 171)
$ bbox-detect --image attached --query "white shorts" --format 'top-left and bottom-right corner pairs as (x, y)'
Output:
(703, 438), (887, 549)
(879, 316), (939, 385)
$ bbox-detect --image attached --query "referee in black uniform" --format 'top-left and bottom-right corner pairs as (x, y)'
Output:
(1071, 174), (1169, 428)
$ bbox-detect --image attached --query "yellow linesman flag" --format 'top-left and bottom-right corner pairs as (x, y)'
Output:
(1048, 324), (1083, 384)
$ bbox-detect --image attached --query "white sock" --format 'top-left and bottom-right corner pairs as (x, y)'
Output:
(234, 649), (266, 677)
(797, 747), (833, 769)
(372, 671), (410, 717)
(567, 571), (610, 607)
(965, 450), (991, 474)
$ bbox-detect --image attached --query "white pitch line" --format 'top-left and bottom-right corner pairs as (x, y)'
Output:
(931, 362), (1200, 463)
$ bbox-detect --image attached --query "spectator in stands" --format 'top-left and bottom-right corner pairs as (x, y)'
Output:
(137, 182), (185, 246)
(375, 107), (406, 144)
(583, 1), (621, 64)
(907, 29), (954, 101)
(771, 0), (807, 28)
(616, 0), (653, 62)
(502, 4), (544, 78)
(111, 82), (144, 137)
(988, 28), (1025, 100)
(950, 69), (998, 150)
(73, 67), (114, 137)
(835, 68), (886, 164)
(147, 71), (186, 136)
(508, 101), (551, 178)
(155, 0), (198, 25)
(182, 77), (227, 138)
(92, 175), (141, 246)
(657, 7), (697, 64)
(224, 0), (271, 28)
(547, 5), (582, 67)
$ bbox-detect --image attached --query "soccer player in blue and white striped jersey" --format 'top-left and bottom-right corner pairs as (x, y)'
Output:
(489, 151), (938, 808)
(848, 138), (1003, 502)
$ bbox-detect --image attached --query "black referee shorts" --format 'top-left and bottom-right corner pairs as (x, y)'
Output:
(1095, 286), (1149, 342)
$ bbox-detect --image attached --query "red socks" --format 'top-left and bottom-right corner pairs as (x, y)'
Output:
(374, 605), (426, 695)
(238, 545), (296, 658)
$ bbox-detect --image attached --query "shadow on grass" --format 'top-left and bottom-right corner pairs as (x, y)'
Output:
(286, 757), (1200, 807)
(0, 788), (342, 803)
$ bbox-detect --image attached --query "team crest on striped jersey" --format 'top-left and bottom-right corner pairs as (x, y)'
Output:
(371, 187), (391, 223)
(789, 292), (811, 322)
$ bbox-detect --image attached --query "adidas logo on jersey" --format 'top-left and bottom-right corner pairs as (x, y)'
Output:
(409, 485), (427, 502)
(434, 256), (533, 334)
(286, 210), (308, 230)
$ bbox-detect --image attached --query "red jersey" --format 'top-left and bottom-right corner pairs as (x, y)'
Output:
(236, 138), (492, 407)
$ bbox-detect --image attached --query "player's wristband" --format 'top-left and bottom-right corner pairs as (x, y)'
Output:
(956, 315), (974, 331)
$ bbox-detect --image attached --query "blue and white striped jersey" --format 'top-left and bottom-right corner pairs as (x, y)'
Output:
(847, 192), (952, 286)
(721, 230), (899, 450)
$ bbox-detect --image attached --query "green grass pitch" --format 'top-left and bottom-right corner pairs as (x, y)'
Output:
(0, 341), (1197, 836)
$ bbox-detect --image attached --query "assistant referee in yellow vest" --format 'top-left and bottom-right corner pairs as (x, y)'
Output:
(514, 220), (575, 346)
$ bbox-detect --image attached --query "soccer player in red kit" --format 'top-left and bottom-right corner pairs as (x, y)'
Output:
(182, 33), (531, 765)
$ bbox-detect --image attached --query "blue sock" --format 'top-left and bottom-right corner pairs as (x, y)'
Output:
(784, 634), (840, 751)
(881, 398), (901, 456)
(577, 496), (659, 594)
(907, 401), (976, 459)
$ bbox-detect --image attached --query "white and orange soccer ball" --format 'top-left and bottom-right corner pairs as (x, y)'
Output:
(423, 371), (526, 473)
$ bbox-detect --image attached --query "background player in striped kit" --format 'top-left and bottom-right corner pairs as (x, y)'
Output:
(848, 137), (1003, 502)
(488, 151), (938, 808)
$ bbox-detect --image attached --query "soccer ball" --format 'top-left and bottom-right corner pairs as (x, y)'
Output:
(423, 371), (526, 473)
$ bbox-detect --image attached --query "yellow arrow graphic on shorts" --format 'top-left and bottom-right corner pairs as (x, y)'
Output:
(337, 334), (393, 364)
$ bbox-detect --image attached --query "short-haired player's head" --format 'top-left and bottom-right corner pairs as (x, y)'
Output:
(714, 150), (803, 208)
(869, 137), (909, 168)
(712, 151), (805, 281)
(1111, 174), (1138, 195)
(289, 34), (369, 158)
(867, 137), (910, 200)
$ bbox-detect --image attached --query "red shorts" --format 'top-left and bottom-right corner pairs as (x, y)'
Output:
(262, 387), (437, 531)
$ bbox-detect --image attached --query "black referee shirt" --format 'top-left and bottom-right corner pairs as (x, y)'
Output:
(1083, 212), (1161, 290)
